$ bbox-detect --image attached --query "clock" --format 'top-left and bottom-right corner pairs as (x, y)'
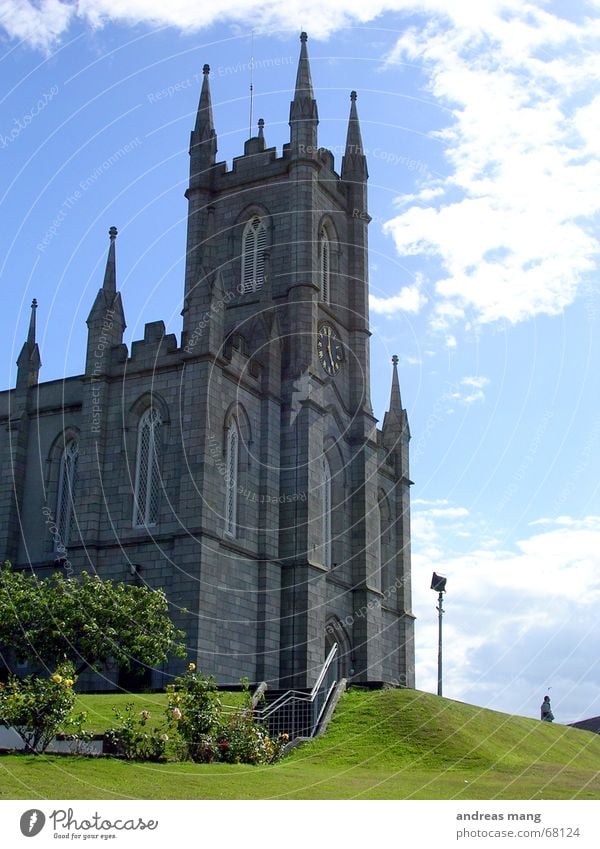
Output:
(317, 323), (344, 375)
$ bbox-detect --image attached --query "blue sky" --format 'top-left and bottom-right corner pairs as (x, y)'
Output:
(1, 1), (599, 724)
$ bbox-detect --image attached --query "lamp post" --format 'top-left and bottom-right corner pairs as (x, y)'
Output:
(431, 572), (447, 696)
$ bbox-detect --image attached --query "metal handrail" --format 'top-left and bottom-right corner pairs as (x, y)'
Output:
(255, 643), (338, 738)
(311, 642), (339, 698)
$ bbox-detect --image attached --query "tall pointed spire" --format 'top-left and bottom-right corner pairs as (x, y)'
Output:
(341, 91), (368, 181)
(383, 355), (409, 448)
(389, 354), (402, 415)
(27, 297), (37, 347)
(85, 226), (126, 376)
(289, 32), (318, 154)
(16, 298), (41, 388)
(191, 64), (217, 165)
(102, 226), (117, 294)
(294, 31), (314, 100)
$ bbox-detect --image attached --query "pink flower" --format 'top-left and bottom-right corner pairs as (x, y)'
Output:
(172, 707), (182, 720)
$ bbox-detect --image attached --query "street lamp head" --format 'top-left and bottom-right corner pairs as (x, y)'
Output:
(431, 572), (447, 593)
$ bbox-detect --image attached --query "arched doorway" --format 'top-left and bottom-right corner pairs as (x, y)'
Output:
(324, 617), (352, 680)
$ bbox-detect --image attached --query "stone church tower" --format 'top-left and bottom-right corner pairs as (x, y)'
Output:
(0, 34), (415, 690)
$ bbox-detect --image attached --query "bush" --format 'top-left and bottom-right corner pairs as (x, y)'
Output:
(60, 710), (96, 755)
(166, 664), (222, 762)
(104, 703), (168, 761)
(0, 663), (77, 754)
(167, 667), (288, 764)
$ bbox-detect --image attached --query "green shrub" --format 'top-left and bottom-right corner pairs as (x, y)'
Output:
(166, 664), (222, 762)
(166, 667), (288, 764)
(104, 703), (168, 761)
(0, 663), (77, 754)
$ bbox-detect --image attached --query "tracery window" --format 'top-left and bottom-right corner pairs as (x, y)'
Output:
(225, 419), (240, 536)
(56, 439), (78, 545)
(241, 216), (267, 293)
(133, 408), (162, 527)
(322, 456), (332, 568)
(319, 227), (330, 303)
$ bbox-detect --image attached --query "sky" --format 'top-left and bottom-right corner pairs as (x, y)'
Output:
(0, 0), (599, 725)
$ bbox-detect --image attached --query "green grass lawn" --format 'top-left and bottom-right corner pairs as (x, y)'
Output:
(71, 691), (246, 734)
(1, 689), (599, 800)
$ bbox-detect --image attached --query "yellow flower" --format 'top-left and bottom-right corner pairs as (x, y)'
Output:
(188, 662), (196, 672)
(52, 674), (62, 684)
(64, 678), (74, 687)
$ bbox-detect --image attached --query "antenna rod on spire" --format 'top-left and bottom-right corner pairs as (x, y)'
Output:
(249, 31), (255, 138)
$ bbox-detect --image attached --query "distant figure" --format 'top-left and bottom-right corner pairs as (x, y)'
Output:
(541, 695), (554, 722)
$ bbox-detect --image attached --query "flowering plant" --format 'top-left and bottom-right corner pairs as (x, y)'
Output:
(165, 666), (221, 762)
(104, 703), (167, 761)
(0, 662), (77, 754)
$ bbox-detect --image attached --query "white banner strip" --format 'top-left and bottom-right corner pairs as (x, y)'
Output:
(0, 800), (598, 847)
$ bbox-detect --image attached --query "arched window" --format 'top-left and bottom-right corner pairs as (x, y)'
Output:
(56, 439), (78, 545)
(319, 227), (330, 303)
(225, 419), (240, 536)
(378, 491), (392, 594)
(321, 456), (332, 568)
(241, 216), (266, 293)
(133, 408), (162, 527)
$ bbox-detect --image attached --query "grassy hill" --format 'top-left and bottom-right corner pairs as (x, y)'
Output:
(1, 688), (598, 799)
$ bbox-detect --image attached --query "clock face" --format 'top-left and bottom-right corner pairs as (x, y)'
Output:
(317, 323), (344, 375)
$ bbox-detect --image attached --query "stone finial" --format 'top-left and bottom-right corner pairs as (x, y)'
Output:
(109, 225), (118, 241)
(203, 63), (210, 76)
(300, 32), (308, 43)
(350, 90), (357, 102)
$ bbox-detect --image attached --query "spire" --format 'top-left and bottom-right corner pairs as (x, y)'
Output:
(383, 354), (410, 448)
(85, 226), (126, 375)
(102, 226), (117, 294)
(191, 63), (217, 165)
(16, 298), (41, 388)
(294, 32), (314, 100)
(289, 32), (318, 153)
(341, 90), (368, 181)
(389, 354), (402, 415)
(27, 297), (37, 347)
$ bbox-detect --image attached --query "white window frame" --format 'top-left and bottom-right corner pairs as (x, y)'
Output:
(241, 216), (267, 293)
(133, 408), (162, 528)
(319, 227), (330, 303)
(224, 420), (240, 536)
(56, 438), (78, 546)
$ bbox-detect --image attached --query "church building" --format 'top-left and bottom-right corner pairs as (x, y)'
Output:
(0, 33), (415, 690)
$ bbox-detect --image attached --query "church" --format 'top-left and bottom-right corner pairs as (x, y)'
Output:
(0, 33), (415, 691)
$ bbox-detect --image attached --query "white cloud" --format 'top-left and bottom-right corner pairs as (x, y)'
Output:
(0, 0), (413, 50)
(412, 510), (600, 720)
(446, 374), (490, 403)
(0, 0), (73, 50)
(383, 4), (600, 326)
(370, 283), (427, 314)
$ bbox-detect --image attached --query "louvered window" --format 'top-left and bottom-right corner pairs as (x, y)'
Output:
(225, 421), (239, 536)
(133, 408), (162, 527)
(56, 439), (78, 545)
(241, 216), (266, 293)
(322, 456), (332, 568)
(320, 228), (330, 303)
